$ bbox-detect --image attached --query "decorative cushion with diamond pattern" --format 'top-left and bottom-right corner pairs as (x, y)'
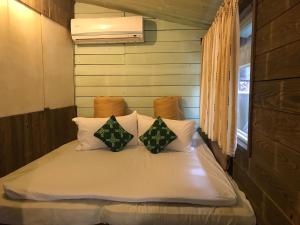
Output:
(139, 117), (177, 154)
(94, 115), (134, 152)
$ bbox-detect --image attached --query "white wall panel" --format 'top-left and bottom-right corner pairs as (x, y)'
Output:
(75, 54), (125, 65)
(77, 107), (199, 119)
(76, 96), (200, 108)
(144, 30), (205, 42)
(125, 41), (200, 54)
(75, 64), (200, 75)
(125, 52), (200, 64)
(75, 42), (200, 55)
(75, 44), (125, 55)
(144, 19), (203, 31)
(75, 75), (199, 86)
(0, 0), (44, 117)
(42, 16), (75, 109)
(0, 1), (75, 117)
(76, 86), (199, 97)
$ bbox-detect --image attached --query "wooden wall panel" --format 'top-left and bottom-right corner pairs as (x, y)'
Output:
(253, 78), (300, 114)
(256, 0), (300, 28)
(251, 131), (275, 169)
(275, 143), (300, 190)
(18, 0), (74, 28)
(264, 197), (297, 225)
(50, 0), (74, 28)
(252, 107), (300, 153)
(252, 129), (300, 189)
(255, 3), (300, 55)
(254, 40), (300, 81)
(41, 0), (50, 16)
(234, 1), (300, 225)
(249, 161), (298, 224)
(74, 2), (204, 121)
(232, 161), (263, 211)
(0, 106), (77, 178)
(75, 2), (120, 13)
(18, 0), (42, 12)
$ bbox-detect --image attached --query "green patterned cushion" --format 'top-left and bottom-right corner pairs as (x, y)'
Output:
(139, 117), (177, 154)
(94, 116), (133, 152)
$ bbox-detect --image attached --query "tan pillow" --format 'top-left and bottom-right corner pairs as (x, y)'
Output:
(94, 97), (126, 118)
(154, 96), (184, 120)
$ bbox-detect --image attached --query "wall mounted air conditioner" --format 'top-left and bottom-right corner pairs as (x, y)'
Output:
(71, 16), (144, 44)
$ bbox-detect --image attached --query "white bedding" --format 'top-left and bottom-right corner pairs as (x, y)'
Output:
(0, 140), (256, 225)
(4, 140), (236, 206)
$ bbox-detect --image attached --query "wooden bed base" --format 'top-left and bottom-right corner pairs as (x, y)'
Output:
(197, 128), (232, 172)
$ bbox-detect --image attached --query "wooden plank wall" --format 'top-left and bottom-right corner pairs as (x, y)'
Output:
(233, 1), (300, 225)
(0, 106), (77, 177)
(17, 0), (74, 28)
(74, 2), (205, 122)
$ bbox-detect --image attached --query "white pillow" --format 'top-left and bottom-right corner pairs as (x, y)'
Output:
(137, 114), (195, 152)
(73, 111), (138, 150)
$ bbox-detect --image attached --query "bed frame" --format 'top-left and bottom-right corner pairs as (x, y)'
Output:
(197, 128), (232, 172)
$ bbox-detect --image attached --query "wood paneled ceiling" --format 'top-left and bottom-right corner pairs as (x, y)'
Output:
(77, 0), (223, 28)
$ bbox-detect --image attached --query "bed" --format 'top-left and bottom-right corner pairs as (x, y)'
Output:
(0, 137), (255, 225)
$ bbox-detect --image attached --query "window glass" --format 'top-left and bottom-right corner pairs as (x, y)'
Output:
(237, 64), (250, 142)
(238, 6), (252, 147)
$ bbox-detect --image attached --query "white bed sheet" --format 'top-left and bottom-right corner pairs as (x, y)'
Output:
(3, 141), (236, 206)
(0, 140), (256, 225)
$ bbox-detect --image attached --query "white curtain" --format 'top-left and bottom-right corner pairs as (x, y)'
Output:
(200, 0), (240, 156)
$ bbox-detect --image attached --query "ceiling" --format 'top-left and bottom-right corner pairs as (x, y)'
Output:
(77, 0), (223, 28)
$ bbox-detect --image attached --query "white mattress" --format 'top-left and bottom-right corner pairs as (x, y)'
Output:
(0, 140), (256, 225)
(4, 140), (236, 206)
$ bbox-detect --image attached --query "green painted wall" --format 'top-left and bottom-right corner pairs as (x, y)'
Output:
(74, 2), (205, 121)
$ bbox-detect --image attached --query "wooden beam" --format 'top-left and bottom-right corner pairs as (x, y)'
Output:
(17, 0), (74, 29)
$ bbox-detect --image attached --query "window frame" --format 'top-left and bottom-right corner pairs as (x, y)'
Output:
(237, 1), (255, 155)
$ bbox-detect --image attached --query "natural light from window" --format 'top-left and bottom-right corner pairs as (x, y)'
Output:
(238, 6), (252, 148)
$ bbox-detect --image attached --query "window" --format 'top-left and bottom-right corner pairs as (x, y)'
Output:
(237, 5), (252, 148)
(237, 64), (250, 144)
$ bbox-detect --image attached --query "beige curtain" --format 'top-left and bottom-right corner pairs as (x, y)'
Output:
(200, 0), (240, 156)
